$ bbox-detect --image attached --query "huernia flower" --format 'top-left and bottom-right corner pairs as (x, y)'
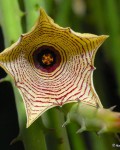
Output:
(0, 8), (108, 127)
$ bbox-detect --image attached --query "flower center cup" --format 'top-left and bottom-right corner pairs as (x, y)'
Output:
(33, 46), (61, 73)
(42, 53), (54, 66)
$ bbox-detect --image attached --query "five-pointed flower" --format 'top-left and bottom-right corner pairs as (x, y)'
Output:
(0, 8), (108, 127)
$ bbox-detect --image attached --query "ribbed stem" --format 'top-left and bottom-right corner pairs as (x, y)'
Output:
(23, 0), (47, 31)
(11, 79), (47, 150)
(66, 123), (86, 150)
(55, 0), (72, 27)
(91, 0), (120, 95)
(102, 0), (120, 95)
(43, 108), (71, 150)
(0, 1), (47, 149)
(0, 0), (23, 47)
(63, 102), (120, 133)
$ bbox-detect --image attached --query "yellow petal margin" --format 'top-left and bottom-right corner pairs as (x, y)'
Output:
(0, 8), (108, 127)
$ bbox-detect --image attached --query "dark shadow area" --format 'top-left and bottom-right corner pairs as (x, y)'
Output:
(0, 27), (24, 150)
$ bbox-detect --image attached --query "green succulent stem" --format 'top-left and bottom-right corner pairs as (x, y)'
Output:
(66, 123), (86, 150)
(11, 78), (47, 150)
(63, 102), (120, 134)
(0, 1), (47, 149)
(1, 1), (120, 150)
(43, 108), (71, 150)
(23, 0), (41, 31)
(55, 0), (72, 27)
(0, 0), (23, 47)
(91, 0), (120, 95)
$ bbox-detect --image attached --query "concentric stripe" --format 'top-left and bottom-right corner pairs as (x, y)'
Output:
(0, 8), (108, 127)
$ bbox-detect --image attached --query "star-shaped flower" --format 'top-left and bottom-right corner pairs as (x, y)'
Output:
(0, 8), (108, 127)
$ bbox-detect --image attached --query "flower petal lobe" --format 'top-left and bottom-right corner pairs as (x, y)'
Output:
(0, 8), (108, 127)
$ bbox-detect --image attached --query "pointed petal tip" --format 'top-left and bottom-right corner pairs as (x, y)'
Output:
(26, 120), (32, 128)
(39, 8), (53, 23)
(105, 35), (109, 38)
(26, 111), (42, 128)
(26, 114), (33, 128)
(96, 34), (109, 46)
(101, 35), (109, 40)
(0, 54), (2, 63)
(39, 7), (46, 15)
(26, 123), (30, 128)
(39, 8), (49, 19)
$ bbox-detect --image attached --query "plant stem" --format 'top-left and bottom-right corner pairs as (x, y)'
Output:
(0, 1), (47, 149)
(66, 123), (86, 150)
(55, 0), (72, 27)
(43, 108), (71, 150)
(23, 0), (47, 31)
(102, 0), (120, 95)
(91, 0), (120, 96)
(0, 0), (23, 47)
(11, 77), (47, 150)
(63, 102), (120, 133)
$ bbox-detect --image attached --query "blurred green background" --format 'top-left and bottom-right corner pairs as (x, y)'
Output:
(0, 0), (120, 150)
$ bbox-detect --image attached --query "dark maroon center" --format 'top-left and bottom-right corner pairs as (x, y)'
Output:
(33, 46), (61, 73)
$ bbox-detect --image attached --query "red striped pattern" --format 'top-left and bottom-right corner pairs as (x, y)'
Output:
(0, 9), (108, 127)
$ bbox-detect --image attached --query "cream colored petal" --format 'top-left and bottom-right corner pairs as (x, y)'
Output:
(0, 8), (108, 127)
